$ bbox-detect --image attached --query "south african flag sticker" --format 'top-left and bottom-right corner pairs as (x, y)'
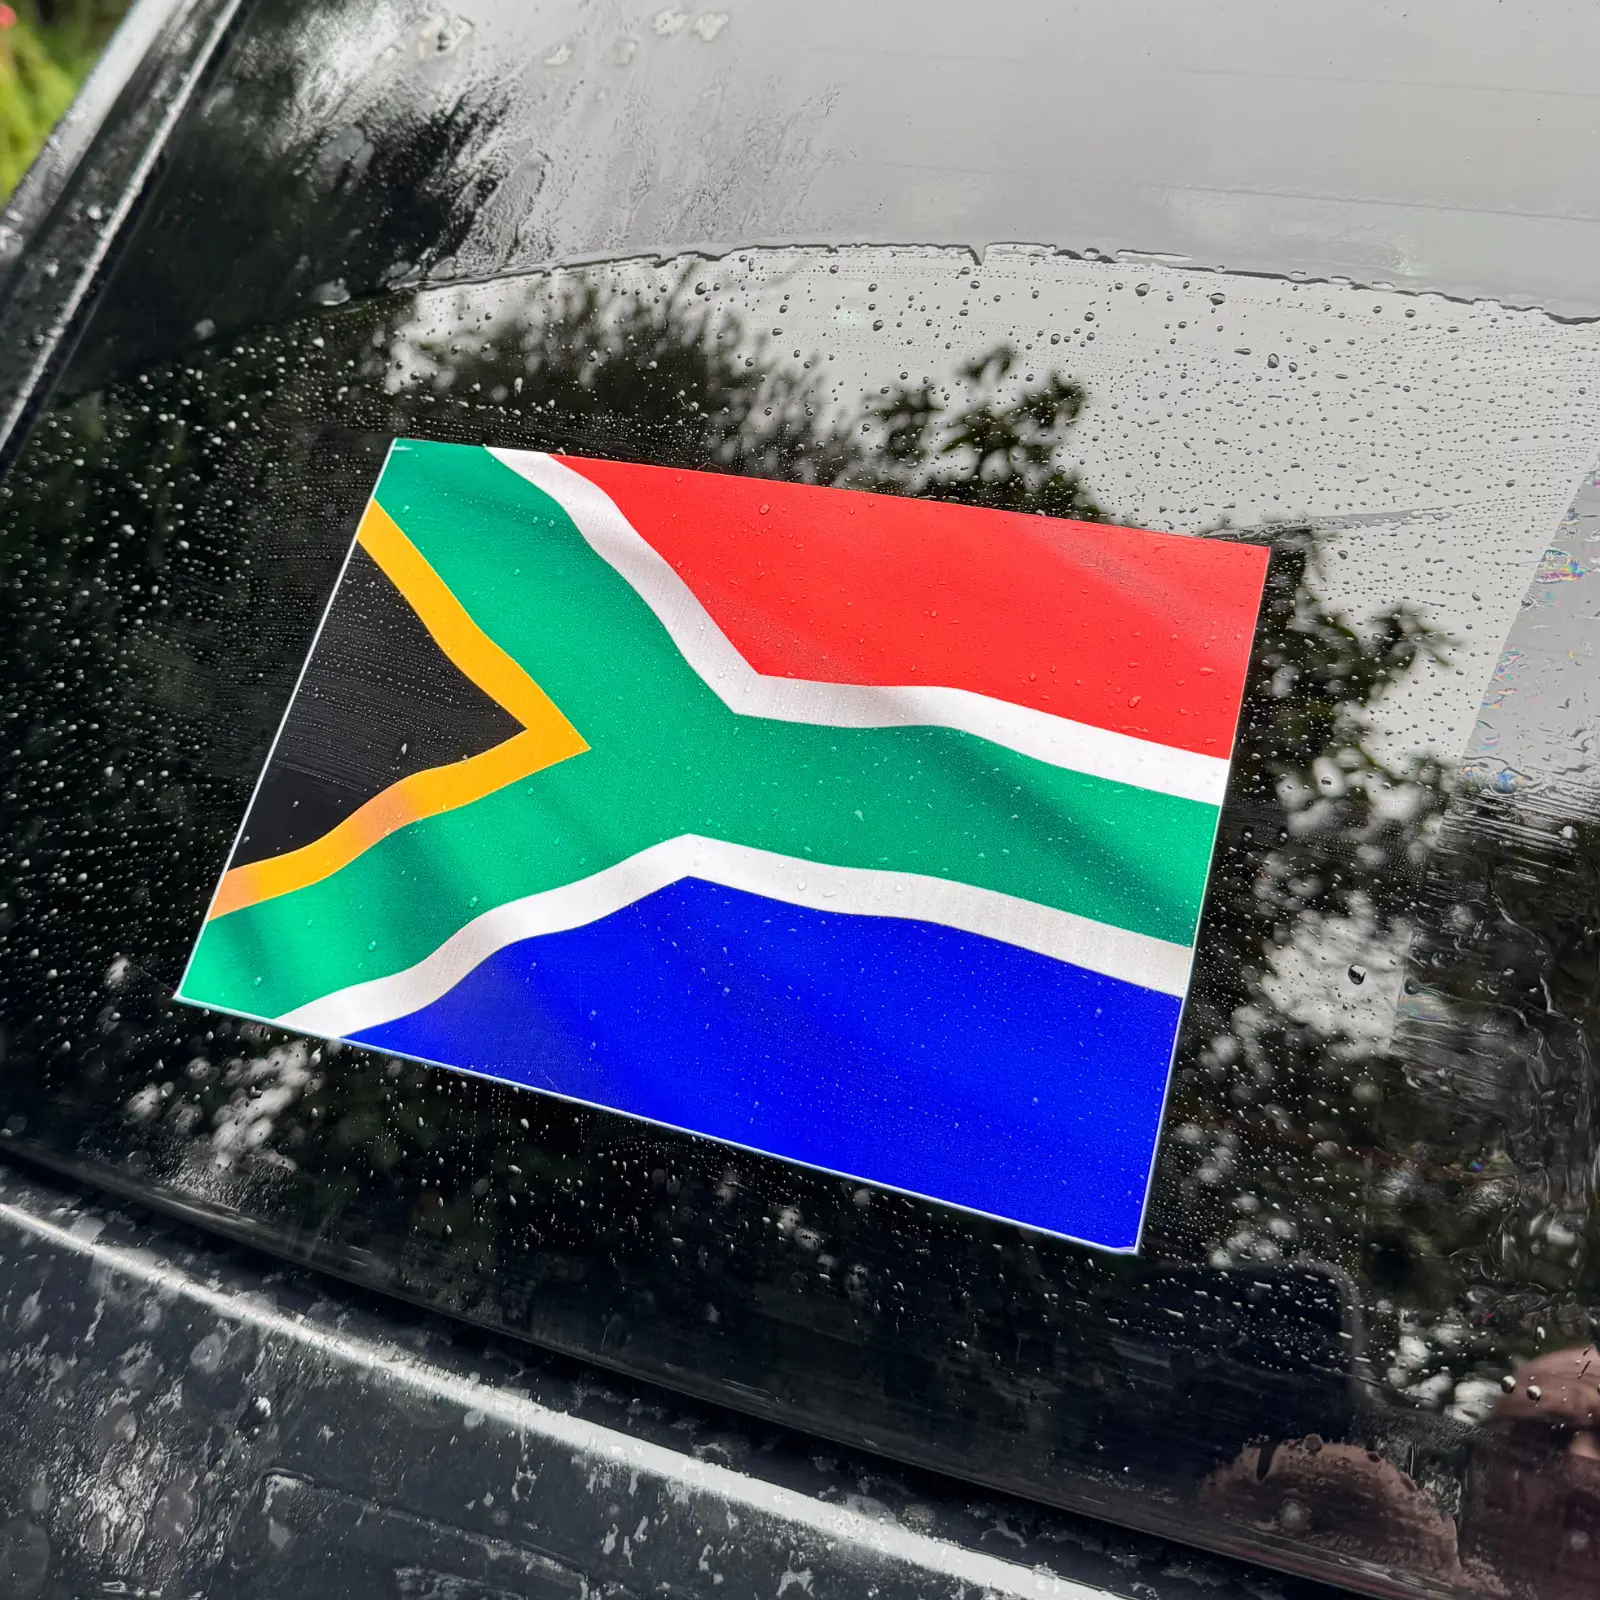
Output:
(179, 439), (1267, 1249)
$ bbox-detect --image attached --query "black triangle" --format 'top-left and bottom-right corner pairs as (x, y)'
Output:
(230, 543), (523, 868)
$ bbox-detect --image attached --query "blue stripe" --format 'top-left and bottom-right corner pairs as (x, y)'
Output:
(352, 879), (1182, 1248)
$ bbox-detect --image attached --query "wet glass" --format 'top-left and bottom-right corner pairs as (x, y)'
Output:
(5, 2), (1600, 1595)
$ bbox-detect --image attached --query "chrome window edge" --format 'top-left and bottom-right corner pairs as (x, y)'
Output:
(0, 1152), (1352, 1600)
(0, 0), (248, 466)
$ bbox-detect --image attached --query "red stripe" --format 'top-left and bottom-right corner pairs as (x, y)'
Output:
(563, 456), (1268, 756)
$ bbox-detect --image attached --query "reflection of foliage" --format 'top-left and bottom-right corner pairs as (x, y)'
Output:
(0, 252), (1513, 1539)
(1384, 800), (1600, 1325)
(844, 349), (1105, 521)
(5, 0), (1573, 1563)
(398, 276), (1107, 524)
(2, 267), (1457, 1283)
(1154, 528), (1456, 1280)
(403, 273), (832, 483)
(71, 3), (513, 382)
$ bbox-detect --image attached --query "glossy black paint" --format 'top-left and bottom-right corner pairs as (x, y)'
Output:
(0, 1155), (1348, 1599)
(4, 4), (1600, 1598)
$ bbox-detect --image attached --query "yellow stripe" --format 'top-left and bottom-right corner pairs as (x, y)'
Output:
(355, 499), (576, 732)
(209, 501), (587, 921)
(209, 729), (566, 920)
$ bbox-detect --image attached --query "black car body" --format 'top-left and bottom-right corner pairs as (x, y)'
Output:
(5, 3), (1600, 1596)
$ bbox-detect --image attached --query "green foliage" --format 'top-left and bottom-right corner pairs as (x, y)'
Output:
(1, 1), (129, 202)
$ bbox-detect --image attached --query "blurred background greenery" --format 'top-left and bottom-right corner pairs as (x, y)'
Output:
(1, 0), (130, 201)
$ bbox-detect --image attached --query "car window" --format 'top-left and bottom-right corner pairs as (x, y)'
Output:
(5, 4), (1600, 1597)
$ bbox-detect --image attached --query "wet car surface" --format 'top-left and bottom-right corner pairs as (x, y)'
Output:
(5, 3), (1600, 1595)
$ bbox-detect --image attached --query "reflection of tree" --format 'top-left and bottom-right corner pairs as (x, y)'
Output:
(1153, 527), (1456, 1279)
(1384, 797), (1600, 1334)
(0, 248), (1520, 1564)
(0, 267), (1129, 1265)
(401, 272), (831, 483)
(72, 0), (515, 385)
(396, 277), (1108, 523)
(844, 349), (1105, 522)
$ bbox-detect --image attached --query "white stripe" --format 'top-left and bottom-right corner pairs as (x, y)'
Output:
(278, 835), (1192, 1037)
(488, 448), (1229, 807)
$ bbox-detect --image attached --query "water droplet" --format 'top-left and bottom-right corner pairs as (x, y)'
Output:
(1277, 1497), (1311, 1533)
